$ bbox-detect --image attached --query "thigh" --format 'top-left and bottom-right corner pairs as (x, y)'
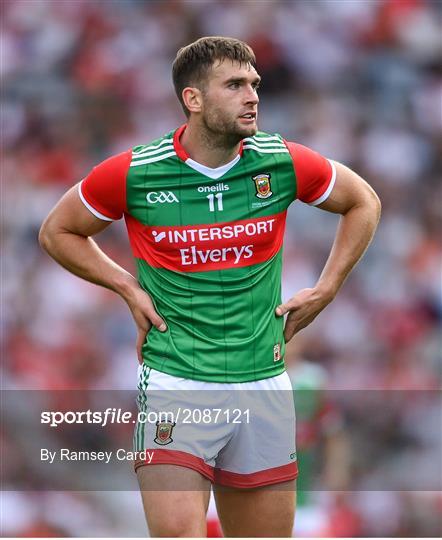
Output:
(214, 371), (297, 488)
(134, 366), (232, 482)
(214, 480), (296, 537)
(137, 464), (211, 537)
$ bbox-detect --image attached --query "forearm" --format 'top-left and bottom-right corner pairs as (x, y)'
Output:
(39, 230), (139, 300)
(39, 186), (166, 352)
(276, 162), (380, 340)
(316, 198), (380, 299)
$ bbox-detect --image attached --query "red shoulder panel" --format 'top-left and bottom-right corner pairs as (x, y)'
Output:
(284, 141), (334, 205)
(80, 149), (132, 220)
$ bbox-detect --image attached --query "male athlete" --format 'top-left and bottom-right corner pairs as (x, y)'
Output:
(39, 37), (381, 537)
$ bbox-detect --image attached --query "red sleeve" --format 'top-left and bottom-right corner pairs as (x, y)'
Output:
(284, 140), (336, 205)
(79, 149), (132, 220)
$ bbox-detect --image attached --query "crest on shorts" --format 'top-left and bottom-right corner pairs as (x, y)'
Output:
(154, 420), (176, 445)
(252, 173), (272, 199)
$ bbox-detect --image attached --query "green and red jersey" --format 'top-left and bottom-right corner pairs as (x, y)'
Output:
(79, 125), (335, 382)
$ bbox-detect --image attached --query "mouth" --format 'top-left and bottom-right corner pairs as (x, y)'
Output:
(239, 112), (257, 123)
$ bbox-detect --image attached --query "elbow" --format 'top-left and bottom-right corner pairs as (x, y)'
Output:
(38, 218), (54, 254)
(371, 189), (382, 223)
(38, 222), (49, 253)
(363, 183), (381, 224)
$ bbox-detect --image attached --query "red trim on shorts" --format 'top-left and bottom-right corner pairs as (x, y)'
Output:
(214, 461), (298, 488)
(134, 449), (215, 482)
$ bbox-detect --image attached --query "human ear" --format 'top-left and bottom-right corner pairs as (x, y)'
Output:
(182, 87), (203, 114)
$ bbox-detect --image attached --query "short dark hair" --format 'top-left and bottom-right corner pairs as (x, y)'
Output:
(172, 36), (256, 117)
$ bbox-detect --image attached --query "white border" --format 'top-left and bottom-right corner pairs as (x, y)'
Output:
(308, 159), (337, 206)
(78, 182), (115, 221)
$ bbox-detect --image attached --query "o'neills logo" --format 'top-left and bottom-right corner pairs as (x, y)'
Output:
(125, 212), (287, 273)
(197, 182), (230, 193)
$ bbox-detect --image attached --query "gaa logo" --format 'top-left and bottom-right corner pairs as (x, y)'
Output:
(146, 191), (179, 204)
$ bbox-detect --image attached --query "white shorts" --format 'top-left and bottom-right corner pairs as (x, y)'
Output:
(133, 366), (298, 488)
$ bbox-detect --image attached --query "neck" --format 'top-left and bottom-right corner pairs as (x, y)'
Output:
(180, 121), (241, 168)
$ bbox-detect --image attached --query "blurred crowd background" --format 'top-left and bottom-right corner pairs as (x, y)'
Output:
(2, 0), (441, 537)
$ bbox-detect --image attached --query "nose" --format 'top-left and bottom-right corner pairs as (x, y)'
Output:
(245, 84), (259, 105)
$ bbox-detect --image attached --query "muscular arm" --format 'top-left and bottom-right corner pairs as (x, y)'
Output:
(315, 160), (381, 297)
(39, 186), (167, 362)
(39, 184), (133, 291)
(276, 161), (381, 342)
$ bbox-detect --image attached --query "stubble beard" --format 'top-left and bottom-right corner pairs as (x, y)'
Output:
(201, 107), (257, 148)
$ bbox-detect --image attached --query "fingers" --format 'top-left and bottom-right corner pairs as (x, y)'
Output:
(283, 312), (300, 343)
(275, 302), (293, 317)
(276, 288), (326, 342)
(275, 305), (286, 317)
(125, 286), (167, 333)
(140, 294), (167, 332)
(275, 296), (304, 317)
(135, 305), (166, 332)
(150, 314), (167, 332)
(276, 299), (302, 341)
(135, 309), (166, 364)
(283, 312), (316, 342)
(136, 327), (148, 365)
(276, 302), (301, 341)
(134, 310), (165, 364)
(284, 317), (300, 343)
(132, 294), (167, 365)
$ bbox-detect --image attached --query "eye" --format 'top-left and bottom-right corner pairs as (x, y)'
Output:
(229, 82), (240, 89)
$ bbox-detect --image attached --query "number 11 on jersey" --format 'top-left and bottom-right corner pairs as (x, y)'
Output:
(207, 193), (223, 212)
